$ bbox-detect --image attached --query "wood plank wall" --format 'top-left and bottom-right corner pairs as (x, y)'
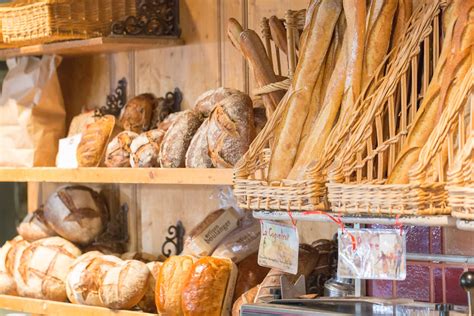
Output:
(53, 0), (337, 255)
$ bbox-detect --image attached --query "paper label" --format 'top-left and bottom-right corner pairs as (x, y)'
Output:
(55, 134), (82, 168)
(338, 228), (406, 280)
(258, 220), (299, 274)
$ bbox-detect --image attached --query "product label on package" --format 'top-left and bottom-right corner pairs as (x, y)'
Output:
(56, 133), (82, 168)
(258, 220), (299, 274)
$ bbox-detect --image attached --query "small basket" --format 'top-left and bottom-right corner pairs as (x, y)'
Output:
(327, 0), (462, 216)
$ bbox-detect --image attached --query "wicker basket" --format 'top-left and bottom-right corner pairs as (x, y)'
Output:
(326, 0), (461, 216)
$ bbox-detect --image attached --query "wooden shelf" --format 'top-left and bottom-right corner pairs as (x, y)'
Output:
(0, 167), (233, 185)
(0, 295), (153, 316)
(0, 36), (183, 58)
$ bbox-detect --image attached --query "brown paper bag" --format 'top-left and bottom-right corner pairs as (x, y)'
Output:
(0, 55), (66, 167)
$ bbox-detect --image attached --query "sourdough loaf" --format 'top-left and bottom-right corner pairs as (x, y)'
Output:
(104, 131), (139, 167)
(138, 261), (162, 313)
(130, 129), (165, 168)
(120, 93), (155, 133)
(17, 208), (56, 242)
(44, 186), (108, 245)
(194, 87), (241, 117)
(77, 115), (116, 167)
(185, 119), (212, 168)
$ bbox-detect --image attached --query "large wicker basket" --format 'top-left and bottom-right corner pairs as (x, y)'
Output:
(327, 0), (462, 216)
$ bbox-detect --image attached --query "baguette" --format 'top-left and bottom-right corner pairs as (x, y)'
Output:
(227, 18), (244, 54)
(269, 16), (288, 56)
(267, 0), (343, 181)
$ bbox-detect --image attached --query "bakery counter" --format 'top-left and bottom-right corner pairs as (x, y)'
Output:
(0, 167), (233, 185)
(0, 295), (155, 316)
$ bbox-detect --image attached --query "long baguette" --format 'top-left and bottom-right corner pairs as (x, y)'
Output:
(269, 16), (288, 56)
(267, 0), (343, 182)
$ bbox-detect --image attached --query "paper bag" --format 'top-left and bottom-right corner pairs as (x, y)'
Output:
(0, 55), (66, 167)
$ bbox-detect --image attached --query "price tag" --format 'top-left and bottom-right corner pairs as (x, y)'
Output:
(55, 133), (82, 168)
(258, 220), (299, 274)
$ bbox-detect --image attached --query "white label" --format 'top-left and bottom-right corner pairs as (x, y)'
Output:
(56, 134), (82, 168)
(258, 220), (299, 274)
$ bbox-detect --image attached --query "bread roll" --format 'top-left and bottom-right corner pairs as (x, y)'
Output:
(44, 185), (108, 245)
(105, 131), (139, 167)
(159, 110), (205, 168)
(14, 237), (81, 301)
(208, 93), (255, 168)
(130, 129), (165, 168)
(232, 286), (259, 316)
(194, 87), (241, 117)
(121, 252), (158, 263)
(138, 261), (162, 313)
(17, 208), (56, 242)
(99, 259), (150, 309)
(185, 119), (212, 168)
(77, 115), (116, 167)
(67, 252), (122, 306)
(181, 257), (236, 316)
(233, 253), (269, 301)
(156, 255), (196, 315)
(120, 93), (155, 133)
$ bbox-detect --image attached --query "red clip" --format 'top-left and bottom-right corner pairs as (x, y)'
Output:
(287, 209), (297, 227)
(395, 214), (403, 236)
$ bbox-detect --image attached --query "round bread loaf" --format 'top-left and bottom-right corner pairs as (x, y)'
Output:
(14, 237), (81, 301)
(185, 118), (213, 168)
(0, 238), (26, 295)
(67, 252), (122, 306)
(194, 87), (241, 117)
(77, 115), (116, 167)
(44, 186), (108, 245)
(159, 110), (204, 168)
(17, 208), (56, 242)
(3, 236), (29, 276)
(99, 259), (150, 310)
(130, 129), (165, 168)
(208, 93), (255, 167)
(120, 94), (156, 133)
(105, 131), (139, 167)
(137, 261), (162, 313)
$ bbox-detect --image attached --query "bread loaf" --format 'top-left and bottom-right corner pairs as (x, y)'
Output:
(68, 111), (95, 137)
(99, 259), (150, 309)
(17, 208), (56, 242)
(104, 131), (139, 167)
(227, 18), (244, 54)
(14, 237), (81, 301)
(44, 185), (108, 245)
(208, 93), (255, 168)
(157, 112), (180, 132)
(194, 87), (241, 117)
(269, 16), (288, 56)
(138, 261), (162, 313)
(159, 110), (204, 168)
(232, 253), (269, 301)
(185, 119), (213, 168)
(66, 252), (122, 306)
(156, 255), (196, 315)
(120, 93), (155, 133)
(0, 238), (24, 295)
(77, 115), (116, 167)
(130, 129), (165, 168)
(232, 286), (259, 316)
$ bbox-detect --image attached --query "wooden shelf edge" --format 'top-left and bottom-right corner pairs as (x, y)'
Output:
(0, 167), (233, 185)
(0, 295), (154, 316)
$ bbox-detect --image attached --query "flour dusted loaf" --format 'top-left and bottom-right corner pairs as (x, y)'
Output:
(17, 208), (56, 242)
(185, 118), (212, 168)
(120, 93), (156, 133)
(105, 131), (139, 167)
(208, 93), (255, 168)
(138, 261), (162, 313)
(0, 237), (28, 295)
(130, 129), (165, 168)
(14, 237), (81, 301)
(44, 185), (108, 245)
(99, 259), (150, 310)
(194, 87), (241, 117)
(159, 110), (204, 168)
(77, 115), (116, 167)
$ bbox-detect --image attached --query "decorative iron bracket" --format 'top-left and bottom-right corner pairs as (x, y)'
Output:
(111, 0), (181, 37)
(95, 78), (127, 117)
(162, 221), (185, 257)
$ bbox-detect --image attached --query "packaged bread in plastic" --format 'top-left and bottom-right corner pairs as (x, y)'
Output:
(120, 93), (156, 133)
(104, 131), (139, 167)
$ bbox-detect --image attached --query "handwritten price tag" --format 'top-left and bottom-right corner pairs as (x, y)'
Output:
(258, 220), (299, 274)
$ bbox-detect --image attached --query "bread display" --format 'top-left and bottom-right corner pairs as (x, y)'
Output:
(181, 256), (236, 316)
(99, 259), (150, 309)
(138, 261), (162, 313)
(77, 115), (116, 167)
(185, 119), (213, 168)
(130, 129), (165, 168)
(156, 255), (196, 315)
(159, 110), (205, 168)
(104, 131), (139, 168)
(17, 208), (56, 242)
(119, 93), (155, 133)
(194, 87), (241, 117)
(14, 237), (81, 301)
(44, 186), (108, 245)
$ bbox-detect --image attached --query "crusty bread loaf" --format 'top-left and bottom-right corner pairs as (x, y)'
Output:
(232, 252), (269, 301)
(232, 286), (259, 316)
(268, 16), (288, 56)
(159, 110), (204, 168)
(99, 259), (150, 310)
(44, 185), (108, 245)
(130, 129), (165, 168)
(227, 18), (244, 54)
(67, 252), (122, 306)
(17, 208), (56, 242)
(138, 261), (162, 313)
(156, 255), (196, 316)
(121, 252), (158, 263)
(4, 236), (29, 277)
(0, 238), (25, 295)
(77, 115), (116, 167)
(208, 93), (255, 168)
(120, 93), (156, 133)
(157, 112), (180, 132)
(185, 119), (213, 168)
(194, 87), (241, 117)
(105, 131), (139, 167)
(14, 237), (81, 301)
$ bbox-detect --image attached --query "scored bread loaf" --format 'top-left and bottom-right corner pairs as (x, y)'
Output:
(185, 119), (212, 168)
(99, 259), (150, 310)
(3, 236), (29, 277)
(130, 129), (165, 168)
(232, 286), (259, 316)
(77, 115), (116, 167)
(194, 87), (241, 117)
(104, 131), (139, 167)
(159, 110), (205, 168)
(44, 185), (108, 245)
(14, 237), (81, 301)
(156, 255), (196, 315)
(0, 238), (27, 295)
(208, 93), (255, 168)
(17, 208), (56, 242)
(138, 261), (162, 313)
(120, 93), (156, 133)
